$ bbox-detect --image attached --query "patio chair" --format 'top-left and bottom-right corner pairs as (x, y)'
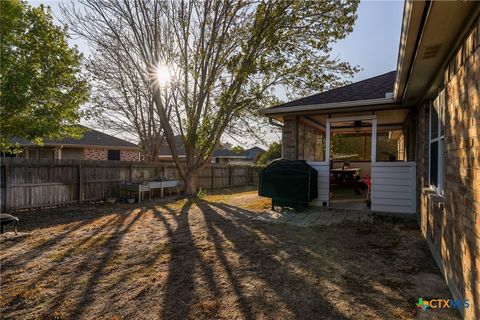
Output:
(0, 214), (19, 235)
(360, 174), (372, 206)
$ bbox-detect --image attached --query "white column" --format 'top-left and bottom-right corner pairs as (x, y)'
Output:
(371, 119), (377, 163)
(325, 121), (331, 207)
(325, 121), (331, 162)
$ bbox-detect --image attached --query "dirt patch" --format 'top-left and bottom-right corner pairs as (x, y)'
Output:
(0, 187), (459, 319)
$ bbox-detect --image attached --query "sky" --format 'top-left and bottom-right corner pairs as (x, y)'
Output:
(29, 0), (404, 148)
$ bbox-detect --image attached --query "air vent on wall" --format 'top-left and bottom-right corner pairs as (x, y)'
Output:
(422, 44), (442, 59)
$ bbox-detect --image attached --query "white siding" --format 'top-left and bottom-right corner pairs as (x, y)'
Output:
(307, 162), (329, 207)
(371, 162), (416, 214)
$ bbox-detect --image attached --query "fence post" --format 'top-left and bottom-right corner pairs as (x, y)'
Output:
(228, 166), (232, 187)
(4, 162), (10, 212)
(211, 166), (214, 189)
(129, 163), (133, 183)
(78, 163), (83, 203)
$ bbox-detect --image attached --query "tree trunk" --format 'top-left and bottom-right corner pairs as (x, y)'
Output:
(183, 171), (198, 197)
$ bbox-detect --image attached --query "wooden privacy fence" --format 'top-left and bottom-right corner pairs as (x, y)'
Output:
(0, 158), (262, 211)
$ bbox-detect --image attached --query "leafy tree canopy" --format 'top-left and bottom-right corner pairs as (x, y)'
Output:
(257, 142), (282, 165)
(0, 0), (89, 152)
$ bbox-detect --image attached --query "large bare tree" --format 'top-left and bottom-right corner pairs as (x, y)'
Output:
(86, 42), (165, 161)
(62, 0), (359, 195)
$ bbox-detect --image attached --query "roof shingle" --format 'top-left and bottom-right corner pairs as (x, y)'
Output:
(11, 127), (138, 148)
(271, 71), (396, 109)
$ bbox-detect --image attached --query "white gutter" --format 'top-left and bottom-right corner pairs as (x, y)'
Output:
(393, 0), (414, 102)
(262, 97), (395, 115)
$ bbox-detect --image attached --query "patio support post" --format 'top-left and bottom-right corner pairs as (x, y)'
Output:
(371, 119), (377, 163)
(325, 122), (331, 162)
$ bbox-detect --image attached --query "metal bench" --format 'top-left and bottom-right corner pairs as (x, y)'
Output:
(122, 183), (151, 203)
(145, 180), (180, 198)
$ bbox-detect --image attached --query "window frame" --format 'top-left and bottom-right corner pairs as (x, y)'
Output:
(297, 120), (326, 162)
(428, 89), (445, 194)
(107, 149), (121, 161)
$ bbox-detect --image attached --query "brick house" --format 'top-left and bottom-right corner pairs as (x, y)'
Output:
(11, 127), (140, 161)
(263, 2), (479, 318)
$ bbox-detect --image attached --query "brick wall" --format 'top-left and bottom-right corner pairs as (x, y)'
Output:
(83, 148), (140, 161)
(120, 149), (139, 161)
(417, 17), (479, 319)
(83, 148), (108, 161)
(83, 148), (139, 161)
(282, 116), (298, 160)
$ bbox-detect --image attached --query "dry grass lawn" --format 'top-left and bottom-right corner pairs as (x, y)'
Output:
(0, 186), (459, 319)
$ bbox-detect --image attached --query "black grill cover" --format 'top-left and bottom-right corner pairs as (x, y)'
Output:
(259, 159), (318, 203)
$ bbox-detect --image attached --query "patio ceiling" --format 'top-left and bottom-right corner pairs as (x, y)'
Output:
(301, 108), (410, 127)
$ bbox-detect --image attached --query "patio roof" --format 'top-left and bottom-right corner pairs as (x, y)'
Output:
(263, 71), (397, 115)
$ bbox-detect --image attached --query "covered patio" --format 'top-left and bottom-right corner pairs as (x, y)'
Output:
(264, 71), (417, 214)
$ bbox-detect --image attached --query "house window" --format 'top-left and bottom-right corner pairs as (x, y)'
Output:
(108, 149), (121, 161)
(429, 89), (445, 193)
(297, 121), (326, 161)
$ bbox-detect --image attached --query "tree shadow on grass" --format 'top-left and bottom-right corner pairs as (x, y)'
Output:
(64, 208), (146, 319)
(154, 200), (228, 320)
(154, 199), (349, 319)
(11, 204), (132, 232)
(1, 217), (107, 271)
(203, 201), (455, 319)
(199, 201), (350, 319)
(1, 193), (460, 319)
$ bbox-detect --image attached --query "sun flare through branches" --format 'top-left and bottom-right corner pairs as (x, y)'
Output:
(152, 63), (172, 88)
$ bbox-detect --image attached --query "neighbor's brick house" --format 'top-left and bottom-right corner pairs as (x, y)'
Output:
(11, 127), (140, 161)
(263, 2), (479, 318)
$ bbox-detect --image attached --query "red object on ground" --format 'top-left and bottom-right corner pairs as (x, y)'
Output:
(361, 174), (372, 189)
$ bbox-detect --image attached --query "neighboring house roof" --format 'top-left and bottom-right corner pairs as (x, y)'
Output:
(212, 148), (243, 158)
(11, 127), (138, 149)
(158, 136), (244, 158)
(269, 71), (396, 110)
(158, 136), (185, 156)
(242, 146), (266, 160)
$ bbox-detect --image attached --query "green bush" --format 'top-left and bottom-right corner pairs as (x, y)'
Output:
(256, 142), (281, 165)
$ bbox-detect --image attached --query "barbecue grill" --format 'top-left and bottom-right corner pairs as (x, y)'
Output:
(258, 159), (318, 211)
